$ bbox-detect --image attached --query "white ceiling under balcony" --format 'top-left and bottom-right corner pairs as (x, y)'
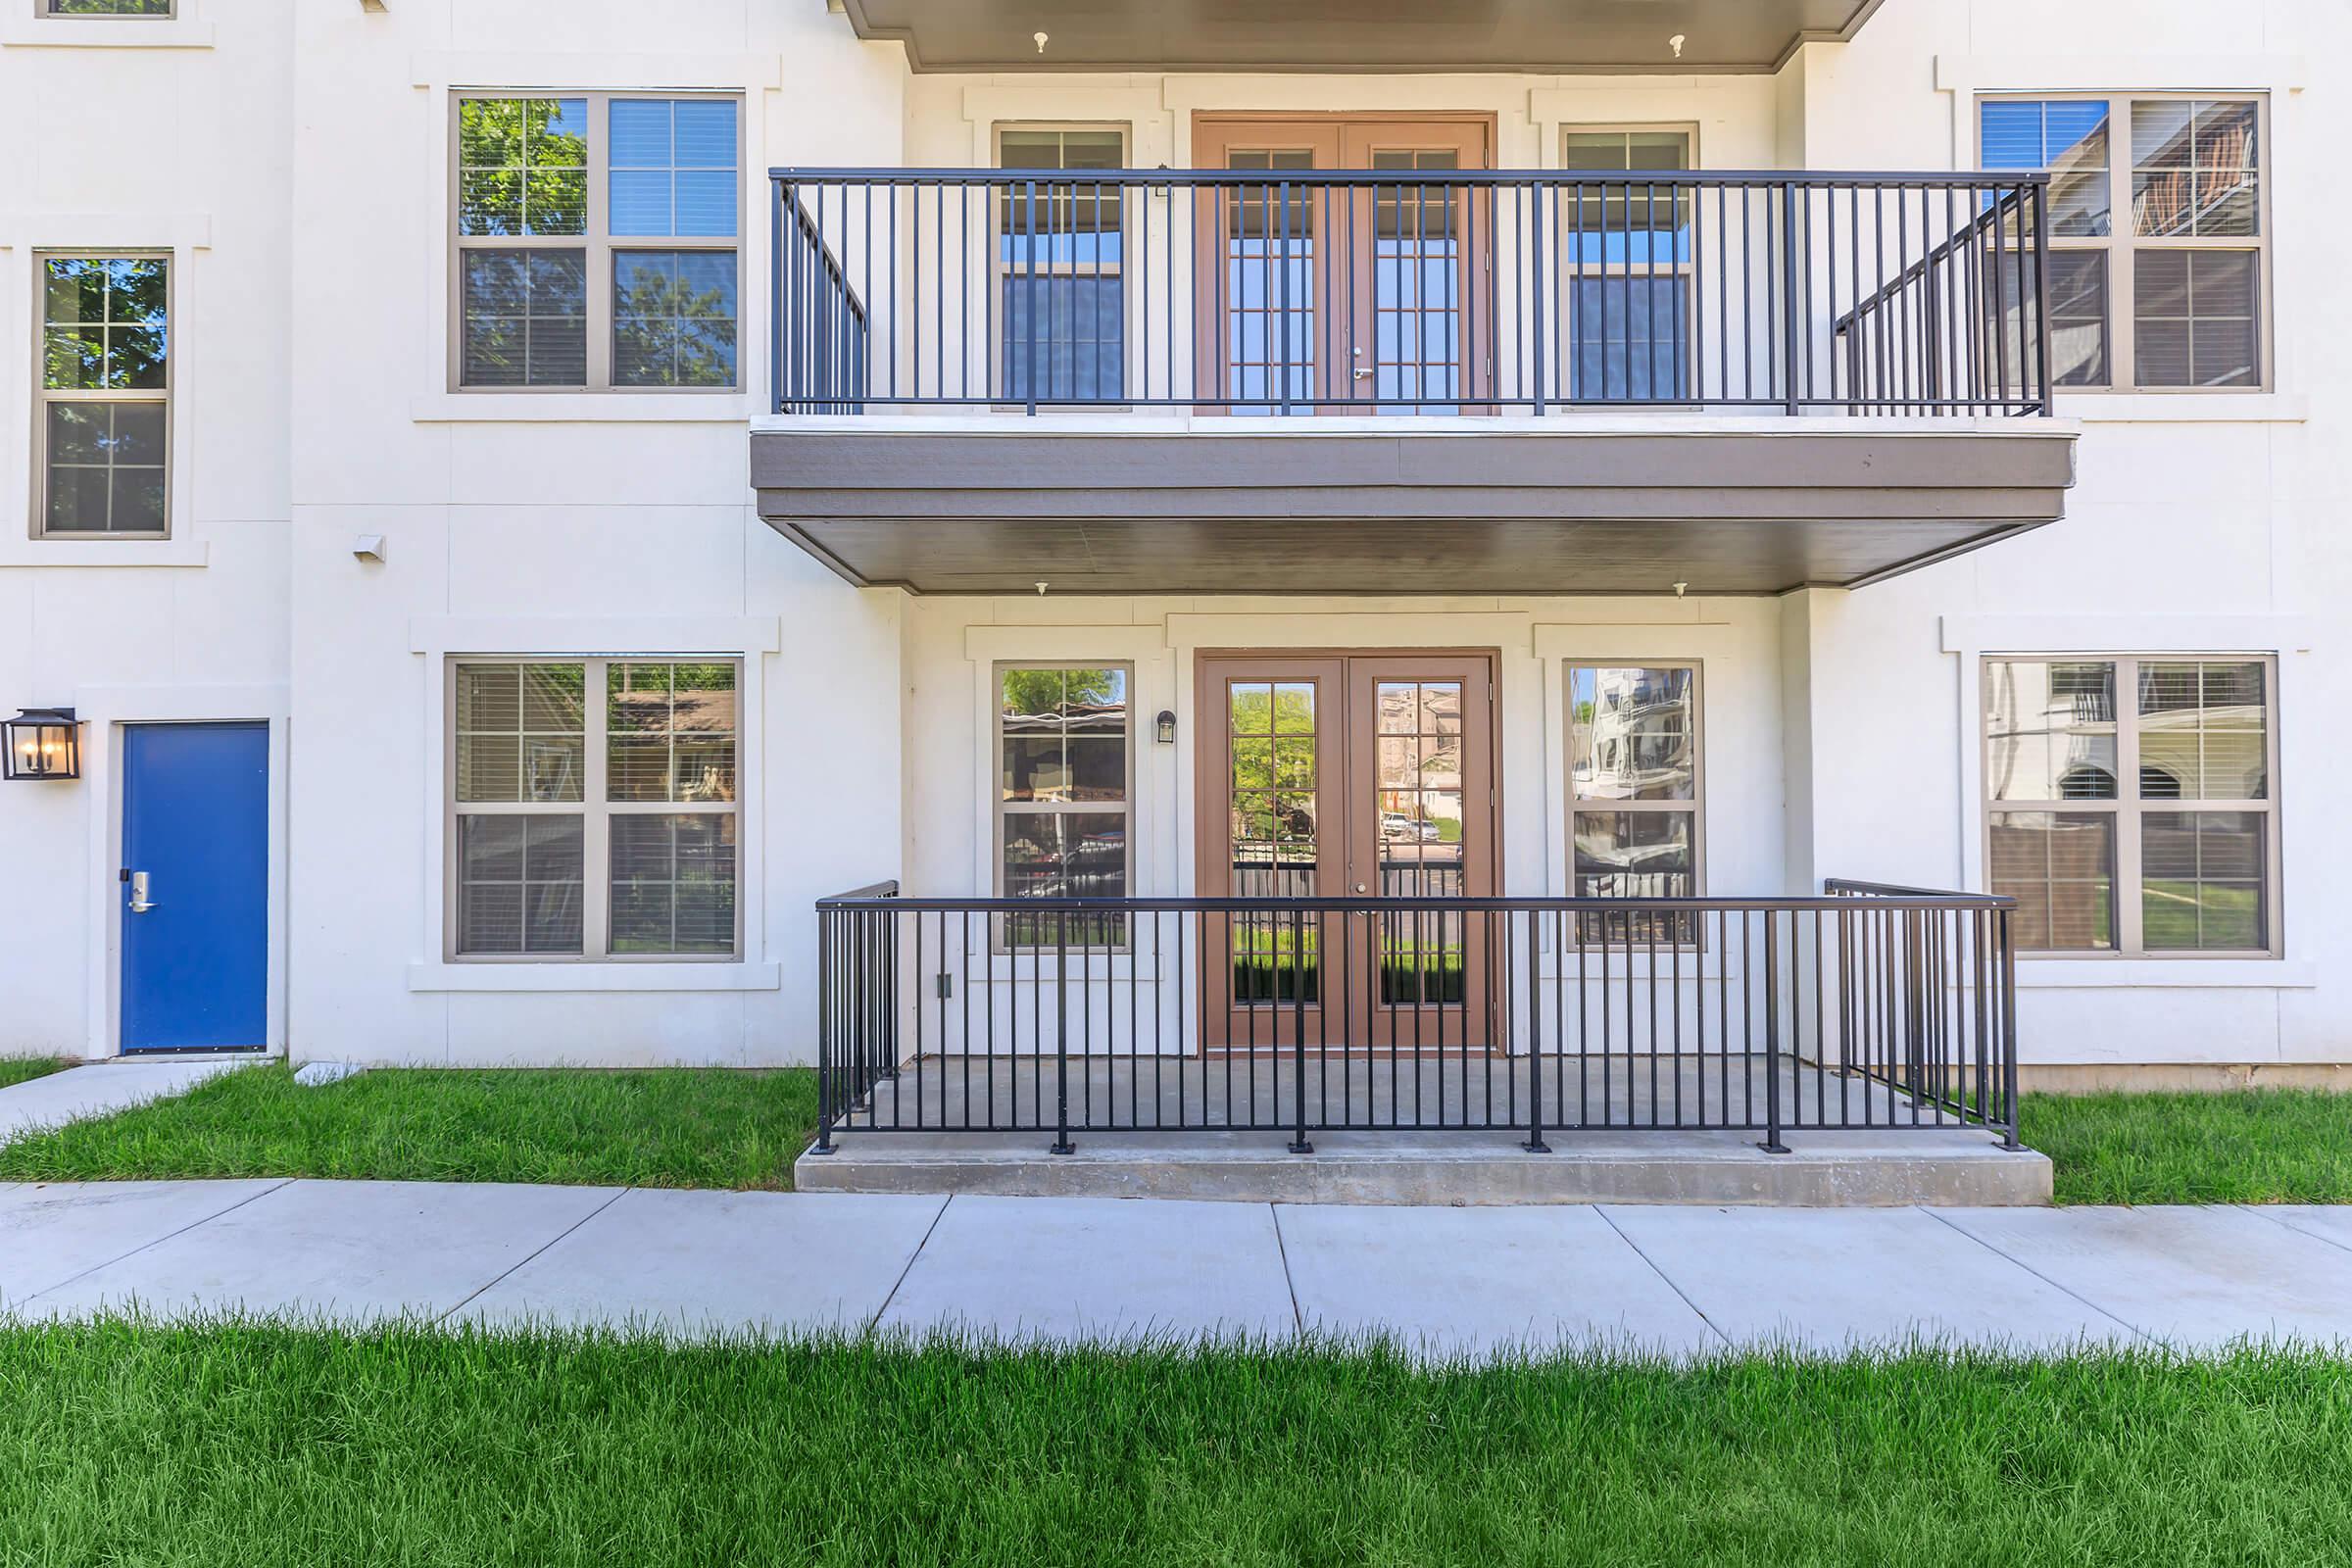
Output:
(834, 0), (1889, 74)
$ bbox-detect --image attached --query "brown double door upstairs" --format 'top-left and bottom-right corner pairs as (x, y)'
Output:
(1193, 114), (1494, 412)
(1196, 652), (1498, 1052)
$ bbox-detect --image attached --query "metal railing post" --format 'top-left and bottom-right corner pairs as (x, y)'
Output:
(813, 906), (835, 1152)
(1052, 906), (1073, 1153)
(1524, 908), (1550, 1153)
(1759, 909), (1789, 1153)
(1024, 178), (1040, 417)
(1998, 906), (2022, 1149)
(2031, 180), (2054, 414)
(1289, 905), (1312, 1154)
(1780, 180), (1803, 416)
(1528, 186), (1546, 414)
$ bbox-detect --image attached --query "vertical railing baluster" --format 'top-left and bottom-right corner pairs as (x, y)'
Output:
(1760, 909), (1788, 1152)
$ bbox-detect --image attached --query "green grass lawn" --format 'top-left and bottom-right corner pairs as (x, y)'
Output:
(1, 1323), (2346, 1567)
(0, 1056), (71, 1092)
(0, 1062), (817, 1191)
(2023, 1088), (2352, 1205)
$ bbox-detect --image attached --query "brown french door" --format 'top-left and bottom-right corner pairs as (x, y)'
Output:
(1196, 652), (1497, 1052)
(1193, 114), (1494, 413)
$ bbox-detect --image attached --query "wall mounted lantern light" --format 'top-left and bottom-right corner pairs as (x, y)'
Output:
(4, 708), (82, 781)
(1154, 710), (1177, 745)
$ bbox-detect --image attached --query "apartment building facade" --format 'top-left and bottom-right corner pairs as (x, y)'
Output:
(0, 0), (2336, 1137)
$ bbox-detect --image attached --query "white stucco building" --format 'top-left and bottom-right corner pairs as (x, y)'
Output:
(0, 0), (2338, 1122)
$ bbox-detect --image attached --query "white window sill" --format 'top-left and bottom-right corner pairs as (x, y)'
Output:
(0, 17), (215, 48)
(2058, 392), (2307, 423)
(0, 536), (208, 568)
(2015, 957), (2315, 989)
(408, 961), (782, 994)
(411, 392), (754, 424)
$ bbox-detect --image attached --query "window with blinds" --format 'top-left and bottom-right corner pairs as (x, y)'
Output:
(451, 658), (740, 959)
(1979, 95), (2266, 390)
(454, 93), (742, 390)
(1984, 657), (2278, 956)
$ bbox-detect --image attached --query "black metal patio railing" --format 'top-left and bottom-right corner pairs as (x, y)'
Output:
(812, 881), (2020, 1156)
(771, 168), (2054, 417)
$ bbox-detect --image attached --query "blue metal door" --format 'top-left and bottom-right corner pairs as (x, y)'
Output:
(121, 722), (269, 1053)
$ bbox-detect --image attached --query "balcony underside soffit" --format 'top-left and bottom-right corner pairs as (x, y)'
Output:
(835, 0), (1888, 74)
(750, 424), (2079, 597)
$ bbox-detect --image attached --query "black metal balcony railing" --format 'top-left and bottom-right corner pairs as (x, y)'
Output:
(771, 169), (2054, 418)
(812, 881), (2020, 1156)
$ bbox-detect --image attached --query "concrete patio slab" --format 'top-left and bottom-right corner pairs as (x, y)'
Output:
(24, 1179), (621, 1323)
(1598, 1204), (2137, 1352)
(2254, 1205), (2352, 1257)
(879, 1195), (1296, 1344)
(1275, 1203), (1721, 1357)
(1937, 1206), (2352, 1349)
(459, 1189), (948, 1337)
(0, 1179), (287, 1306)
(0, 1059), (248, 1147)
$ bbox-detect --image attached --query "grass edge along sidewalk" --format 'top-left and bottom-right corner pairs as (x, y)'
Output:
(2, 1319), (2349, 1568)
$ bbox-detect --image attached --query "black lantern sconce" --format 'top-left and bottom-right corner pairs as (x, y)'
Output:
(4, 709), (82, 781)
(1154, 710), (1177, 745)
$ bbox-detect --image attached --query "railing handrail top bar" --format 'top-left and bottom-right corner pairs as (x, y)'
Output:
(772, 167), (2050, 189)
(818, 892), (2016, 912)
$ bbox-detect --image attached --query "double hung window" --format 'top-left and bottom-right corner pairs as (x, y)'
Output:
(451, 659), (740, 959)
(1984, 657), (2278, 955)
(996, 664), (1130, 946)
(1562, 128), (1694, 402)
(996, 128), (1125, 403)
(36, 255), (169, 537)
(1980, 96), (2265, 389)
(455, 93), (742, 390)
(1569, 663), (1702, 941)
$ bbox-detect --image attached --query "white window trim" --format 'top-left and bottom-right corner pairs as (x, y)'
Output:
(406, 615), (779, 993)
(0, 225), (206, 564)
(444, 655), (746, 964)
(1945, 614), (2308, 985)
(2, 0), (210, 47)
(1972, 86), (2274, 393)
(29, 249), (172, 541)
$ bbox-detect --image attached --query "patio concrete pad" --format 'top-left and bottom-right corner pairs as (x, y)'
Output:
(1937, 1205), (2352, 1348)
(0, 1179), (286, 1306)
(459, 1189), (948, 1337)
(880, 1195), (1296, 1344)
(0, 1059), (247, 1146)
(1275, 1202), (1720, 1358)
(1599, 1204), (2136, 1352)
(2253, 1205), (2352, 1256)
(24, 1179), (621, 1323)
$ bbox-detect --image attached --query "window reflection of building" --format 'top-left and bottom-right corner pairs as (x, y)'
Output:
(1570, 664), (1700, 941)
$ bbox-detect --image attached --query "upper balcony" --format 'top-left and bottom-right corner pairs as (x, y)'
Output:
(752, 165), (2079, 596)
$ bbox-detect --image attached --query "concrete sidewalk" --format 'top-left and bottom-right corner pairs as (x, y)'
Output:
(6, 1180), (2352, 1356)
(0, 1060), (243, 1147)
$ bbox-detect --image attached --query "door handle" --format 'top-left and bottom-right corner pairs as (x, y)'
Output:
(1350, 346), (1372, 381)
(128, 870), (159, 913)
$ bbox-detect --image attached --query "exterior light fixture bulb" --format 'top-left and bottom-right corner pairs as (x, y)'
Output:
(1034, 29), (1048, 54)
(1669, 33), (1687, 59)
